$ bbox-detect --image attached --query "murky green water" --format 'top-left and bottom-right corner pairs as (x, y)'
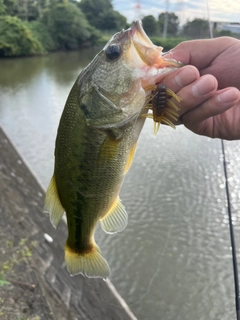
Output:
(0, 50), (240, 320)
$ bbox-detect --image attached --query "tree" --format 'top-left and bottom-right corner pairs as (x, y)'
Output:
(26, 20), (56, 51)
(183, 18), (210, 38)
(3, 0), (44, 21)
(0, 0), (6, 14)
(112, 10), (127, 30)
(79, 0), (126, 31)
(98, 9), (127, 31)
(79, 0), (112, 28)
(158, 12), (179, 36)
(0, 16), (44, 56)
(214, 29), (232, 37)
(3, 0), (18, 16)
(142, 15), (158, 36)
(42, 3), (99, 50)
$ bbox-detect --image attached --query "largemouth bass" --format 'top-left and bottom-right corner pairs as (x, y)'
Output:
(44, 20), (182, 278)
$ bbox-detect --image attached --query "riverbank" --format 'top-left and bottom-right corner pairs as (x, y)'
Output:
(0, 125), (137, 320)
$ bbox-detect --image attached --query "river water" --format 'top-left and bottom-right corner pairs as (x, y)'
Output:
(1, 50), (240, 320)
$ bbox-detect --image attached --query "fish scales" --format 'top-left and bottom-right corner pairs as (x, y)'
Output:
(44, 20), (183, 278)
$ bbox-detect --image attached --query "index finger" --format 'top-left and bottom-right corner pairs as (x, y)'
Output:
(161, 65), (200, 93)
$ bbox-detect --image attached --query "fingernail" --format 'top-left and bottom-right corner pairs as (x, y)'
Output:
(192, 76), (216, 96)
(175, 67), (197, 87)
(217, 89), (237, 103)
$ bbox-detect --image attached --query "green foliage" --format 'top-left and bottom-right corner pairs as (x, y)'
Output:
(0, 16), (44, 57)
(150, 37), (187, 51)
(79, 0), (126, 31)
(0, 0), (219, 57)
(142, 15), (158, 36)
(25, 20), (56, 51)
(158, 12), (179, 36)
(0, 0), (6, 15)
(0, 278), (10, 286)
(183, 18), (210, 38)
(3, 0), (18, 16)
(214, 29), (233, 37)
(0, 238), (33, 279)
(3, 0), (39, 21)
(79, 0), (112, 27)
(42, 3), (98, 50)
(112, 10), (127, 29)
(98, 9), (127, 31)
(85, 25), (102, 47)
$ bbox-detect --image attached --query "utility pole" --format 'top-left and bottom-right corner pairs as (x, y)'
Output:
(162, 0), (169, 38)
(206, 0), (213, 38)
(135, 0), (141, 20)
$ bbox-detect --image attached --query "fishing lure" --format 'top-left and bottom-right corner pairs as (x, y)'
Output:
(144, 84), (181, 134)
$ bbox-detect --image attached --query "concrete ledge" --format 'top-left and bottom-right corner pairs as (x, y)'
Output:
(0, 125), (137, 320)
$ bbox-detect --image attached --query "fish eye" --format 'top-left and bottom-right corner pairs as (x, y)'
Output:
(105, 44), (121, 61)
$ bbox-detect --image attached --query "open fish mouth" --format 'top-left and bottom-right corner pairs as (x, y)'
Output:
(129, 20), (182, 68)
(125, 20), (183, 133)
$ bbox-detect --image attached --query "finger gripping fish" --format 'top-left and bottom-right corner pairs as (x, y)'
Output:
(44, 20), (182, 278)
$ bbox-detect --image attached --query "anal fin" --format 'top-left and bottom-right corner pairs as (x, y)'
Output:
(44, 175), (65, 228)
(100, 197), (128, 234)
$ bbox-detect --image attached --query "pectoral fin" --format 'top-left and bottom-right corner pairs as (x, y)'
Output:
(97, 135), (121, 163)
(44, 175), (65, 228)
(100, 197), (128, 234)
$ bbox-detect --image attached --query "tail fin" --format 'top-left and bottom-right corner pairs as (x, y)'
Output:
(65, 244), (110, 279)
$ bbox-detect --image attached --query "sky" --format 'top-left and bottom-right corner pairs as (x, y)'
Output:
(112, 0), (240, 25)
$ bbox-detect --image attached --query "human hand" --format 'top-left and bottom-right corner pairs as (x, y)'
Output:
(163, 37), (240, 140)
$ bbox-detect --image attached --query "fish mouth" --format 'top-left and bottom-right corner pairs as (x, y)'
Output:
(128, 20), (182, 68)
(129, 20), (154, 49)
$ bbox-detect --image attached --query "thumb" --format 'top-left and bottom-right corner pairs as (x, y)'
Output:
(167, 38), (233, 70)
(167, 40), (213, 69)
